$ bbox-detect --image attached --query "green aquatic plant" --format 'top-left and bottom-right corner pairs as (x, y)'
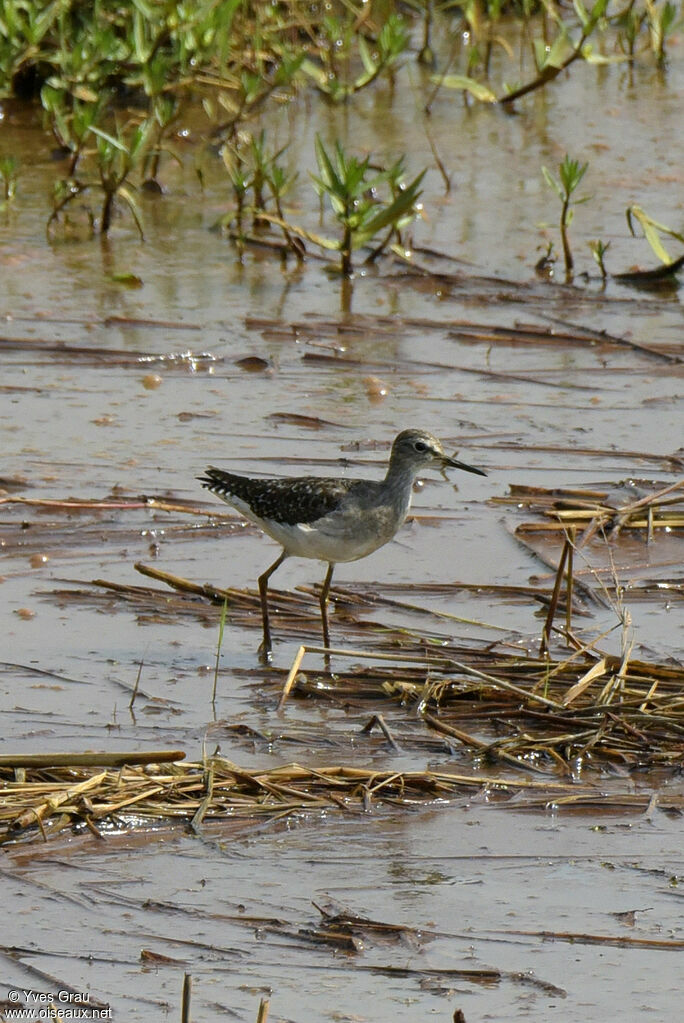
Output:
(142, 90), (180, 189)
(219, 131), (297, 245)
(248, 130), (282, 226)
(255, 137), (425, 274)
(542, 154), (590, 279)
(48, 118), (153, 239)
(309, 137), (425, 276)
(3, 0), (304, 142)
(0, 0), (60, 95)
(2, 0), (663, 136)
(644, 0), (679, 64)
(135, 50), (183, 188)
(499, 0), (613, 105)
(220, 142), (252, 242)
(91, 120), (152, 236)
(446, 0), (513, 80)
(0, 153), (18, 201)
(616, 3), (647, 58)
(48, 6), (124, 99)
(535, 239), (556, 278)
(204, 48), (304, 143)
(301, 11), (410, 102)
(248, 133), (302, 257)
(589, 238), (610, 279)
(405, 0), (475, 68)
(428, 0), (614, 107)
(41, 85), (108, 176)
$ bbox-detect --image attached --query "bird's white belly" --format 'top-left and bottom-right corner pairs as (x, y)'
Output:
(263, 519), (389, 562)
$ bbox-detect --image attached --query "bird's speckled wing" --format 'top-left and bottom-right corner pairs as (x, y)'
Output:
(199, 468), (362, 525)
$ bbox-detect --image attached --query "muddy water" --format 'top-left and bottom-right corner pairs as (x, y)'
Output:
(2, 42), (684, 1023)
(3, 807), (684, 1021)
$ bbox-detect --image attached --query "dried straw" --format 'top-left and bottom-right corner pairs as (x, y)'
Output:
(2, 753), (682, 847)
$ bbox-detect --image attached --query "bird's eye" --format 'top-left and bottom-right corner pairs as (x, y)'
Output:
(414, 441), (428, 452)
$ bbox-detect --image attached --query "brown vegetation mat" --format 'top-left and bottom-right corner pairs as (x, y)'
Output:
(275, 642), (684, 772)
(2, 754), (680, 848)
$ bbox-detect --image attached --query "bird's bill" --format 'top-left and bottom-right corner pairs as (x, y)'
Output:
(442, 454), (487, 477)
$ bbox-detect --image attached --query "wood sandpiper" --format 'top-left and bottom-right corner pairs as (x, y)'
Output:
(199, 428), (486, 658)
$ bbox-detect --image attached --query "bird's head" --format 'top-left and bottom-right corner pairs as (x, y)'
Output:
(390, 429), (487, 478)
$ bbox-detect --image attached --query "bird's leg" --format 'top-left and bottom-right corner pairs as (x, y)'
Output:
(257, 550), (287, 660)
(319, 562), (335, 649)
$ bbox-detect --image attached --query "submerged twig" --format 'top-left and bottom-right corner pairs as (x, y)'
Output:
(181, 973), (191, 1023)
(213, 597), (229, 705)
(539, 535), (570, 656)
(360, 715), (402, 753)
(129, 658), (144, 711)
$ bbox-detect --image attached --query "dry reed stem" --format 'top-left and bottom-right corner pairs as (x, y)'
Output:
(256, 997), (270, 1023)
(503, 928), (684, 950)
(9, 772), (107, 832)
(0, 750), (185, 769)
(279, 644), (306, 709)
(509, 481), (684, 539)
(0, 494), (215, 517)
(305, 581), (508, 632)
(561, 658), (608, 706)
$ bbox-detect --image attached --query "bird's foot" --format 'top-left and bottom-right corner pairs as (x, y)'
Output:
(257, 639), (273, 665)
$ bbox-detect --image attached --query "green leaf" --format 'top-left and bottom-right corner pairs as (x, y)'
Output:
(531, 38), (548, 71)
(627, 207), (669, 263)
(573, 0), (590, 30)
(661, 1), (678, 34)
(543, 29), (575, 69)
(299, 58), (332, 90)
(541, 165), (563, 202)
(355, 170), (426, 243)
(580, 44), (629, 64)
(358, 34), (377, 76)
(111, 272), (144, 288)
(259, 213), (340, 250)
(588, 0), (609, 25)
(626, 204), (684, 265)
(314, 136), (343, 196)
(89, 125), (128, 154)
(118, 185), (145, 241)
(430, 74), (497, 102)
(129, 119), (154, 159)
(133, 9), (149, 62)
(559, 155), (588, 195)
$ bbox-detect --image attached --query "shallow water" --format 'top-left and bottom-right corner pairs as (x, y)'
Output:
(3, 804), (684, 1020)
(1, 31), (684, 1022)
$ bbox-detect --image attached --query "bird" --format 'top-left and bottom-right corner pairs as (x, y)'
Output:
(198, 428), (486, 658)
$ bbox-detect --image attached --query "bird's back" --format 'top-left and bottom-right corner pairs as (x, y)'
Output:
(199, 468), (363, 525)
